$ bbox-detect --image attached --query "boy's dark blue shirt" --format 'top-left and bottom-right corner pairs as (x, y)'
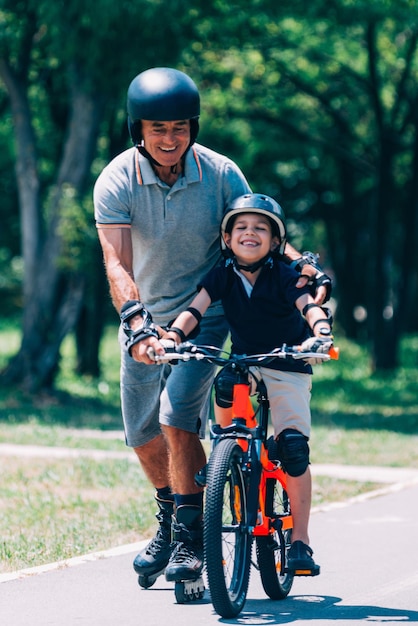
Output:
(199, 258), (313, 374)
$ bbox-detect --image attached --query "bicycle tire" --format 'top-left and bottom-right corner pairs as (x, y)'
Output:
(256, 478), (294, 599)
(204, 438), (252, 618)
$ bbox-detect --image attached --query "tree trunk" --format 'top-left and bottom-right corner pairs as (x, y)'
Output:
(74, 242), (109, 377)
(368, 136), (398, 370)
(0, 59), (41, 304)
(1, 66), (103, 392)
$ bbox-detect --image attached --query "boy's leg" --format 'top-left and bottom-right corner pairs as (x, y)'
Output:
(284, 468), (312, 545)
(214, 404), (233, 427)
(260, 368), (319, 571)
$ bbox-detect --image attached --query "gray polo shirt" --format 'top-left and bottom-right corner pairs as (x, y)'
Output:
(94, 143), (251, 324)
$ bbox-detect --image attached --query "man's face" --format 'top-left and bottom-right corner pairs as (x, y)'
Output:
(141, 119), (191, 167)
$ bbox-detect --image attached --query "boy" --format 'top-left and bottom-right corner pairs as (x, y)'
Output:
(158, 193), (333, 572)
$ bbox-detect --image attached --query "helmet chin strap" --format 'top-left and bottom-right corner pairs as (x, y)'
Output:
(137, 145), (163, 168)
(233, 254), (273, 273)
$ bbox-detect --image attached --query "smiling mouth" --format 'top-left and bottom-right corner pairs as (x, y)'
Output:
(241, 240), (259, 247)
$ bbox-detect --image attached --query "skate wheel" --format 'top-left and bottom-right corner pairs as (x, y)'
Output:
(138, 574), (157, 589)
(174, 581), (189, 603)
(175, 578), (205, 603)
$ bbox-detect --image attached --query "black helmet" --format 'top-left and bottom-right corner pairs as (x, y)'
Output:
(221, 193), (287, 255)
(127, 67), (200, 145)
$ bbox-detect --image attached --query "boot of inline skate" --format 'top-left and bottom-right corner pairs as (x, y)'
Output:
(133, 494), (173, 587)
(164, 504), (204, 582)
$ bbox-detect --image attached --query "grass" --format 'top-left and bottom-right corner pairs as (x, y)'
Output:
(0, 456), (153, 572)
(0, 320), (417, 573)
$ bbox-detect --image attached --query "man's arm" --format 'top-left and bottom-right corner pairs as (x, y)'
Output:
(97, 226), (160, 363)
(97, 226), (137, 310)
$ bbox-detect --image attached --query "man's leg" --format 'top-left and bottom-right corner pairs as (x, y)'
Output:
(158, 315), (229, 582)
(119, 339), (174, 584)
(163, 426), (206, 493)
(162, 426), (205, 582)
(134, 433), (170, 488)
(132, 435), (174, 583)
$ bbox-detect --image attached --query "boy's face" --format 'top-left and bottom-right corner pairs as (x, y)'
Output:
(141, 119), (191, 167)
(224, 213), (280, 266)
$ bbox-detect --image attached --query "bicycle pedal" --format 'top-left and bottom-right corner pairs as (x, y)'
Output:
(287, 564), (320, 577)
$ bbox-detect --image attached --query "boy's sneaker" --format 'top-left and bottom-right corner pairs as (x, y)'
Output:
(133, 496), (173, 579)
(287, 540), (318, 572)
(165, 505), (204, 582)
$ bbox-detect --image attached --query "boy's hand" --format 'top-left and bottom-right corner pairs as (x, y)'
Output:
(300, 335), (334, 365)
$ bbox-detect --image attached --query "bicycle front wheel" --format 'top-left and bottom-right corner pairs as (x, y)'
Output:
(204, 438), (252, 618)
(256, 477), (294, 599)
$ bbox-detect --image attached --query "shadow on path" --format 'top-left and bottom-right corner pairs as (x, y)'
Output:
(224, 595), (418, 624)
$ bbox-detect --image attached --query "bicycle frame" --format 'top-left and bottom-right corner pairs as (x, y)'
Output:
(210, 367), (293, 540)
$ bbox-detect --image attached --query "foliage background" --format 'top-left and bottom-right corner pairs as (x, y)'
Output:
(1, 0), (418, 391)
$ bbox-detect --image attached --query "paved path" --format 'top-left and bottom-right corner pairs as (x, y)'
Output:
(1, 443), (418, 625)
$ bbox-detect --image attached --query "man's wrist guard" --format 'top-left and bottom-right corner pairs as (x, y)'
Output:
(290, 251), (332, 303)
(120, 300), (160, 355)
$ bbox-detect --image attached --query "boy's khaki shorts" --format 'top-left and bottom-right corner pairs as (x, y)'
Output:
(249, 367), (312, 439)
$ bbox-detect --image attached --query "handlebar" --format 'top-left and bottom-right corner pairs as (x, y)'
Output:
(147, 340), (339, 365)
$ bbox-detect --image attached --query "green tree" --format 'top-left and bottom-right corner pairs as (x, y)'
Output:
(0, 0), (204, 390)
(189, 0), (418, 369)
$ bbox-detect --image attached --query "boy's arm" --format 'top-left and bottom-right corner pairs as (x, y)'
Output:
(295, 293), (332, 337)
(295, 293), (334, 364)
(162, 288), (212, 345)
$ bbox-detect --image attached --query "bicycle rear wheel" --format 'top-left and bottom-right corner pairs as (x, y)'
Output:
(256, 477), (294, 599)
(204, 438), (252, 618)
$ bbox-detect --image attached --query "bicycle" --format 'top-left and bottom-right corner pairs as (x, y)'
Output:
(151, 340), (338, 617)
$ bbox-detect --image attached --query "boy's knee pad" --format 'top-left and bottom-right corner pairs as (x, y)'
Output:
(277, 428), (310, 477)
(214, 364), (237, 408)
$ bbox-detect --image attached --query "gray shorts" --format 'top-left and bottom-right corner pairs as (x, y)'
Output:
(119, 315), (229, 448)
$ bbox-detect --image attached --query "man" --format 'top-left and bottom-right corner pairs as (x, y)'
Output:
(94, 67), (331, 587)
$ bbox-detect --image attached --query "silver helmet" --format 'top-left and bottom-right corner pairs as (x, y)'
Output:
(221, 193), (287, 255)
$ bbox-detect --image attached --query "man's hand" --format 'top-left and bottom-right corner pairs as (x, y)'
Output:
(299, 335), (334, 365)
(296, 270), (329, 304)
(130, 336), (163, 363)
(294, 253), (332, 305)
(132, 337), (177, 364)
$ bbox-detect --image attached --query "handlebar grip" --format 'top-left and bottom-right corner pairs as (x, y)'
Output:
(328, 346), (339, 360)
(146, 346), (157, 361)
